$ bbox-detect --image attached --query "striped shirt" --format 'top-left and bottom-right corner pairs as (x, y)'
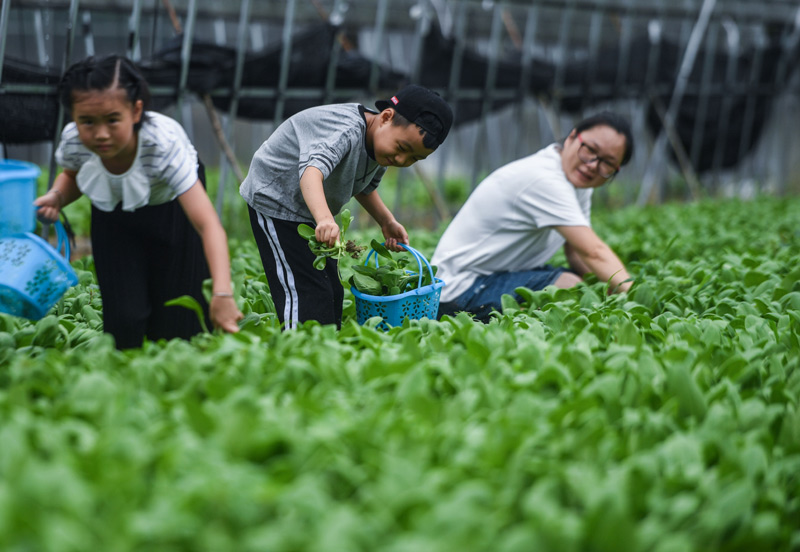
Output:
(56, 111), (198, 212)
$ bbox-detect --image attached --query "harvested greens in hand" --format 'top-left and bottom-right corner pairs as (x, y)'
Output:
(297, 209), (365, 270)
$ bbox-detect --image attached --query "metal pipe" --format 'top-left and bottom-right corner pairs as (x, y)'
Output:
(514, 4), (540, 160)
(551, 0), (576, 122)
(769, 7), (800, 196)
(643, 18), (662, 93)
(409, 0), (431, 84)
(367, 0), (389, 94)
(175, 0), (198, 125)
(688, 20), (718, 173)
(215, 0), (252, 214)
(82, 11), (94, 56)
(614, 0), (634, 98)
(637, 0), (717, 205)
(446, 0), (467, 99)
(0, 0), (12, 84)
(274, 0), (297, 123)
(584, 6), (604, 106)
(444, 0), (467, 195)
(34, 10), (48, 66)
(44, 0), (81, 237)
(127, 0), (143, 61)
(710, 17), (738, 181)
(477, 1), (505, 174)
(736, 24), (767, 187)
(322, 0), (347, 105)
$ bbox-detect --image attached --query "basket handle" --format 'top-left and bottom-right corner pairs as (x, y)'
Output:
(364, 242), (434, 290)
(53, 220), (71, 261)
(34, 206), (72, 261)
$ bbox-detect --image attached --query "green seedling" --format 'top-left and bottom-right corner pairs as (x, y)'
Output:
(164, 295), (209, 333)
(297, 209), (365, 271)
(349, 239), (437, 297)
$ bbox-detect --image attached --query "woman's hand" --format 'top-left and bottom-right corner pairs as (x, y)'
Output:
(381, 219), (409, 251)
(209, 295), (244, 333)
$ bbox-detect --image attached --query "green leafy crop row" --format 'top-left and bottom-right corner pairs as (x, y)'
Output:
(0, 195), (798, 551)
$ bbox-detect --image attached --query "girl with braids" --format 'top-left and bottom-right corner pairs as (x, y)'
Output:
(35, 54), (242, 348)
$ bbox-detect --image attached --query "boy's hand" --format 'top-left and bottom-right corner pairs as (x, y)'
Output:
(33, 191), (62, 223)
(315, 218), (341, 247)
(381, 220), (409, 251)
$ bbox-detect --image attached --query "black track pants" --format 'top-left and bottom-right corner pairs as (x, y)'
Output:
(248, 206), (343, 329)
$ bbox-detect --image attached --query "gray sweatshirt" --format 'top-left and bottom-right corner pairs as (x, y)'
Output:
(240, 103), (385, 223)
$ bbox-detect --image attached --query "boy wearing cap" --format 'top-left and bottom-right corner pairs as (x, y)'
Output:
(241, 84), (454, 329)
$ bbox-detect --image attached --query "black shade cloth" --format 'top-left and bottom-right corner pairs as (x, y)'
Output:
(1, 20), (796, 174)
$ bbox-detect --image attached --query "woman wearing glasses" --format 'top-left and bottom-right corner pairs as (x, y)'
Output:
(433, 111), (634, 322)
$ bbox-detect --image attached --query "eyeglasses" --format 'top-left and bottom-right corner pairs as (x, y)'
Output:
(577, 134), (620, 179)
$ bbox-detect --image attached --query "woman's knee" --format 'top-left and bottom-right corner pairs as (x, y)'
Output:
(554, 271), (583, 288)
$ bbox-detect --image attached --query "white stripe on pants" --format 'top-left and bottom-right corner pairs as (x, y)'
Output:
(256, 211), (300, 329)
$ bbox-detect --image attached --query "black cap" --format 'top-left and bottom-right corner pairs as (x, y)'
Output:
(375, 84), (454, 148)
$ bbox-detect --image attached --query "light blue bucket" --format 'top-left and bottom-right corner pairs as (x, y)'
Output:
(0, 159), (40, 237)
(0, 221), (78, 320)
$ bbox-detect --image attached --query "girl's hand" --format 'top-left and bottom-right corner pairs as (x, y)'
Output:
(33, 190), (63, 223)
(210, 295), (244, 333)
(315, 218), (340, 247)
(381, 220), (409, 251)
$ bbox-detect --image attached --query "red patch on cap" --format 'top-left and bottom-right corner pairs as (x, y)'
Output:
(391, 96), (399, 105)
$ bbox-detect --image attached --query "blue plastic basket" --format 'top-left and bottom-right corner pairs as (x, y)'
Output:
(0, 159), (40, 237)
(0, 221), (79, 320)
(351, 243), (445, 330)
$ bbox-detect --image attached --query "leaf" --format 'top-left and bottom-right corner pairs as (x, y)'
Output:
(164, 295), (209, 333)
(397, 273), (417, 291)
(81, 304), (102, 324)
(313, 255), (327, 270)
(501, 294), (520, 315)
(371, 239), (393, 261)
(183, 395), (215, 436)
(514, 286), (538, 307)
(32, 315), (62, 348)
(631, 283), (657, 310)
(421, 266), (435, 287)
(616, 319), (641, 347)
(781, 291), (800, 311)
(352, 272), (383, 295)
(666, 363), (707, 421)
(578, 287), (602, 309)
(340, 209), (352, 235)
(297, 223), (316, 241)
(743, 269), (770, 287)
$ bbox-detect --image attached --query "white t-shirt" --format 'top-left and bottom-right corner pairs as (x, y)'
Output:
(56, 111), (199, 212)
(432, 144), (593, 302)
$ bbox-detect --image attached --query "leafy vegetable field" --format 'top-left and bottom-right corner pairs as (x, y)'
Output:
(1, 196), (799, 551)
